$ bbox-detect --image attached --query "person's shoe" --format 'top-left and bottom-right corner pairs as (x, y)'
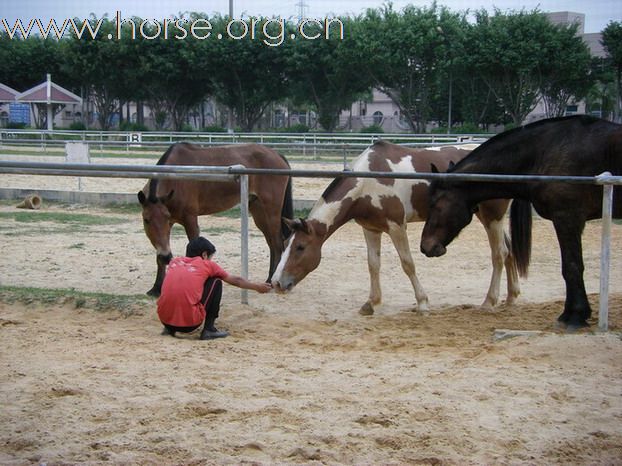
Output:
(161, 327), (176, 337)
(200, 327), (229, 340)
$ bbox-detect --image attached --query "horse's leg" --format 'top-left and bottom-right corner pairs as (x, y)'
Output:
(148, 217), (198, 297)
(249, 199), (283, 282)
(360, 228), (382, 316)
(148, 224), (176, 298)
(148, 255), (169, 297)
(387, 223), (429, 312)
(552, 217), (591, 327)
(478, 216), (505, 309)
(182, 215), (200, 241)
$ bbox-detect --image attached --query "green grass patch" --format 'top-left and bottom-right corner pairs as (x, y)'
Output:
(0, 285), (151, 316)
(214, 206), (312, 219)
(0, 211), (127, 226)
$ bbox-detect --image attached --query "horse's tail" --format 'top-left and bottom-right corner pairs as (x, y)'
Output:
(510, 199), (532, 278)
(276, 151), (294, 239)
(281, 176), (294, 239)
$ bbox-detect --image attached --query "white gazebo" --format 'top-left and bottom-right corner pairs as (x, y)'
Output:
(15, 74), (82, 130)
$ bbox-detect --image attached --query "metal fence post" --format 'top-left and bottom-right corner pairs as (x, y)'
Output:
(598, 172), (613, 332)
(240, 173), (249, 305)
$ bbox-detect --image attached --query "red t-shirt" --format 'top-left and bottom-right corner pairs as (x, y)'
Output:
(157, 256), (229, 327)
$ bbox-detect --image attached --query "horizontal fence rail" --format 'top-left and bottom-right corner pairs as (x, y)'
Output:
(0, 160), (619, 330)
(0, 129), (490, 160)
(2, 160), (621, 185)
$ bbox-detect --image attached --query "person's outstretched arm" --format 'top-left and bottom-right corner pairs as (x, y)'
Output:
(223, 275), (272, 293)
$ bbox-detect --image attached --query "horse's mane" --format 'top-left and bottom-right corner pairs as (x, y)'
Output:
(449, 115), (602, 175)
(321, 176), (345, 201)
(148, 143), (183, 201)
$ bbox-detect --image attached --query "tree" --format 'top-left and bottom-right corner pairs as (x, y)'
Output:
(0, 33), (70, 92)
(469, 8), (564, 126)
(136, 13), (214, 131)
(538, 23), (592, 118)
(602, 21), (622, 122)
(285, 17), (372, 132)
(205, 15), (286, 132)
(355, 4), (460, 132)
(63, 16), (123, 130)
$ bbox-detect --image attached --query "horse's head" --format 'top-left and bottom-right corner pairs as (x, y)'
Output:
(137, 189), (175, 263)
(271, 218), (324, 293)
(420, 179), (474, 257)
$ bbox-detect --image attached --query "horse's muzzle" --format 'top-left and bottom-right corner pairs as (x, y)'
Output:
(272, 278), (295, 294)
(420, 242), (446, 257)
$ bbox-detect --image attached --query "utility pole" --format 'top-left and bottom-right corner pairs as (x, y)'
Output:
(295, 0), (308, 22)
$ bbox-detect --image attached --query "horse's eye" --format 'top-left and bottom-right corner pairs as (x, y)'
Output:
(143, 219), (150, 225)
(296, 244), (305, 252)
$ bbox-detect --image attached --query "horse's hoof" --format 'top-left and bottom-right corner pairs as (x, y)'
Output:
(505, 296), (518, 306)
(555, 319), (590, 331)
(480, 301), (494, 311)
(417, 301), (430, 313)
(359, 302), (375, 316)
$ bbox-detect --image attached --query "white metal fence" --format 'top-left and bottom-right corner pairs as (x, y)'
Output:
(0, 159), (619, 331)
(0, 129), (490, 160)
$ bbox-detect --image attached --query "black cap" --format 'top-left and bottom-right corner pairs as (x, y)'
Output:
(186, 237), (216, 258)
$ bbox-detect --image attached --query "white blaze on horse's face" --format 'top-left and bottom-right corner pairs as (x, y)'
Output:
(271, 233), (295, 292)
(271, 222), (323, 293)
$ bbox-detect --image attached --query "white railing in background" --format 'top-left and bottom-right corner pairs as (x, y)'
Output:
(0, 129), (490, 160)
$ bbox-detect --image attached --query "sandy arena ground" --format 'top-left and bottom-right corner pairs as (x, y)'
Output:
(0, 155), (621, 465)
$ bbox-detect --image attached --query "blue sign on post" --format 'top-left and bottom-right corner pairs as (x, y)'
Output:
(9, 103), (30, 125)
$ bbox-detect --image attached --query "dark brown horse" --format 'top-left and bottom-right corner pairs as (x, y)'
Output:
(138, 142), (293, 296)
(421, 115), (622, 327)
(271, 141), (520, 314)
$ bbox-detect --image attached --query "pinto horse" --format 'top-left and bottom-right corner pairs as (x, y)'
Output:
(421, 115), (622, 327)
(271, 140), (520, 314)
(138, 142), (293, 297)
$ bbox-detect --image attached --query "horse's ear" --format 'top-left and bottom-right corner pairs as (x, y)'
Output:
(137, 191), (147, 205)
(282, 217), (296, 232)
(282, 217), (310, 234)
(159, 190), (174, 203)
(430, 163), (439, 174)
(298, 218), (310, 234)
(448, 161), (456, 172)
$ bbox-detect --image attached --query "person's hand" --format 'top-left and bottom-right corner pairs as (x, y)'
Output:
(255, 282), (272, 293)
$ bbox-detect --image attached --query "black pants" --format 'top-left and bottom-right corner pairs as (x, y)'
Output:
(164, 277), (223, 334)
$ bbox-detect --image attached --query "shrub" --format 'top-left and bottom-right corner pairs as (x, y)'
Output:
(360, 124), (384, 133)
(201, 125), (227, 133)
(119, 121), (149, 132)
(69, 121), (86, 130)
(279, 124), (310, 133)
(5, 122), (28, 129)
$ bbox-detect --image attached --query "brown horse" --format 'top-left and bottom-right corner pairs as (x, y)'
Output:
(138, 142), (293, 297)
(271, 140), (520, 314)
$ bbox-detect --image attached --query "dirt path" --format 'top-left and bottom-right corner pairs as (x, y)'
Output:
(0, 165), (621, 464)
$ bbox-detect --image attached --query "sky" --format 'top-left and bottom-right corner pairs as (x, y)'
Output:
(1, 0), (620, 33)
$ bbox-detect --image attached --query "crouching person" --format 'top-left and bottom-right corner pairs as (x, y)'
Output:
(157, 236), (272, 340)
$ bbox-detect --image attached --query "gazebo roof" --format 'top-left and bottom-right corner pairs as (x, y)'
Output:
(0, 83), (19, 103)
(15, 78), (82, 105)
